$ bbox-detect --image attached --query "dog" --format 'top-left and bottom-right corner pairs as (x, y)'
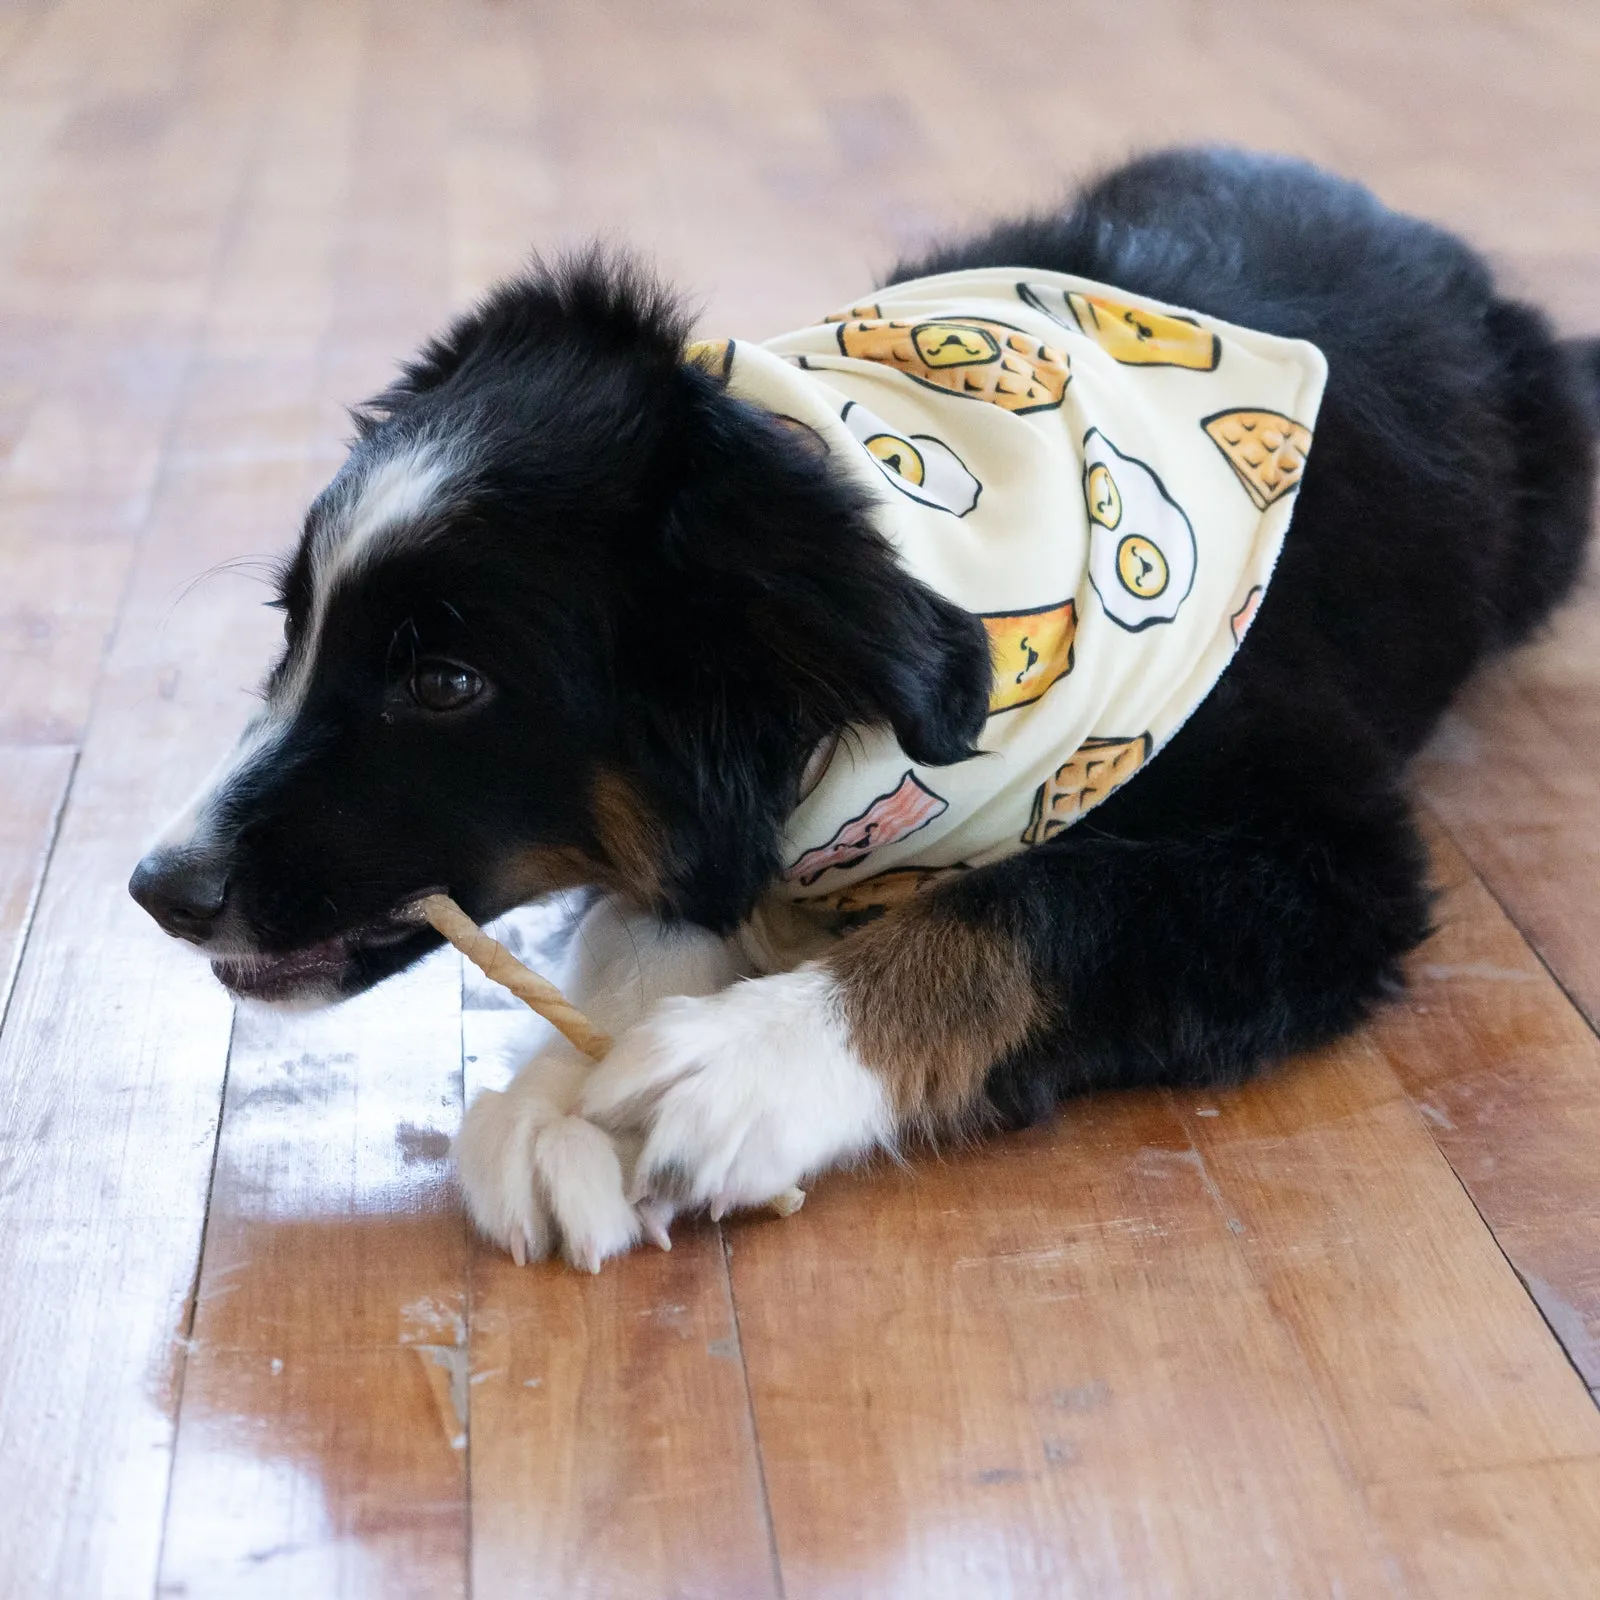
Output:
(130, 147), (1599, 1271)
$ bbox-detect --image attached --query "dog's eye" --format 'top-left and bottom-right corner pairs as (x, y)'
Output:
(410, 659), (486, 712)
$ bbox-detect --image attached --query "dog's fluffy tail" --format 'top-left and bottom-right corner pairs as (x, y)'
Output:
(1480, 303), (1598, 645)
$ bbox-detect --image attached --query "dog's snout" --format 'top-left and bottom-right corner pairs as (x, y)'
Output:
(128, 849), (230, 944)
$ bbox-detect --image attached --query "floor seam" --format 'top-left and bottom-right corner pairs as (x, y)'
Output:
(0, 748), (79, 1045)
(1420, 798), (1600, 1048)
(721, 1230), (788, 1600)
(150, 1001), (238, 1594)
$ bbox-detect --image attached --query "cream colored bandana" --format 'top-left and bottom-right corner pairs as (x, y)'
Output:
(693, 267), (1327, 954)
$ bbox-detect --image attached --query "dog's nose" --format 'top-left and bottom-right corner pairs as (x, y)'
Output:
(128, 849), (229, 943)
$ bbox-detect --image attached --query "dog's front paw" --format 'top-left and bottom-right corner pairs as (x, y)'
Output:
(581, 966), (893, 1229)
(455, 1048), (642, 1272)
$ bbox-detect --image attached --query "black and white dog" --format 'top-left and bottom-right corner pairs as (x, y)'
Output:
(130, 149), (1597, 1270)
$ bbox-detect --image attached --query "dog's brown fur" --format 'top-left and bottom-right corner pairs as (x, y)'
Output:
(828, 892), (1049, 1128)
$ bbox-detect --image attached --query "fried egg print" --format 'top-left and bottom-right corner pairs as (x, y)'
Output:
(840, 401), (982, 516)
(1082, 428), (1196, 631)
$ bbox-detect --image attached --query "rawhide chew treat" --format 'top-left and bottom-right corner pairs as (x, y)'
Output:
(405, 892), (614, 1059)
(405, 892), (805, 1223)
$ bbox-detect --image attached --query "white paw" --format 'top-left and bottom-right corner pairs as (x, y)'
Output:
(454, 1046), (642, 1272)
(580, 965), (893, 1227)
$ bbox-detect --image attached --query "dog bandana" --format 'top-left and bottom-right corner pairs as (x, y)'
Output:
(693, 267), (1327, 953)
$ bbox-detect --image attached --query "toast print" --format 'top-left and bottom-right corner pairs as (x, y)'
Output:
(1017, 282), (1220, 370)
(1082, 429), (1197, 631)
(981, 599), (1078, 714)
(683, 337), (735, 382)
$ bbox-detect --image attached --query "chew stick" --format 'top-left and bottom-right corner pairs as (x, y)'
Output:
(406, 892), (804, 1222)
(407, 891), (613, 1059)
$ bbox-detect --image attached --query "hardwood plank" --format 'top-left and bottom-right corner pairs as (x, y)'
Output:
(433, 9), (790, 1585)
(1369, 1461), (1600, 1599)
(730, 1012), (1600, 1595)
(155, 5), (476, 1594)
(462, 966), (779, 1599)
(1418, 594), (1600, 1030)
(469, 1235), (779, 1600)
(1177, 1049), (1600, 1489)
(158, 1347), (467, 1600)
(0, 744), (73, 1020)
(1367, 821), (1600, 1391)
(0, 0), (285, 745)
(727, 1099), (1402, 1598)
(158, 951), (470, 1600)
(0, 468), (274, 1597)
(0, 3), (1596, 1596)
(0, 7), (362, 1589)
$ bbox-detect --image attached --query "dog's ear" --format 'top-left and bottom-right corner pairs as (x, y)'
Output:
(660, 390), (993, 768)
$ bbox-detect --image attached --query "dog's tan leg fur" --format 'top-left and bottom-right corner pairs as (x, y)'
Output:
(827, 892), (1049, 1129)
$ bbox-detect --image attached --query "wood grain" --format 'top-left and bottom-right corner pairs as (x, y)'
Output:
(158, 952), (470, 1600)
(1373, 822), (1600, 1393)
(728, 1107), (1402, 1599)
(729, 1031), (1600, 1596)
(1175, 1048), (1600, 1485)
(0, 0), (282, 745)
(461, 976), (778, 1599)
(1418, 594), (1600, 1030)
(468, 1234), (779, 1600)
(0, 1), (407, 1589)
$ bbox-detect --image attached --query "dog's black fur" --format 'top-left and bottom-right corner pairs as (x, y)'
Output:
(889, 147), (1600, 1119)
(133, 147), (1597, 1123)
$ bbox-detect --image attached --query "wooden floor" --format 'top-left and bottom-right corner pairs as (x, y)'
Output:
(3, 0), (1600, 1594)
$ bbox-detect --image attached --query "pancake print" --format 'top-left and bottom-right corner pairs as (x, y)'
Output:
(839, 400), (981, 516)
(1017, 282), (1220, 370)
(785, 771), (948, 887)
(1082, 429), (1197, 631)
(981, 599), (1077, 714)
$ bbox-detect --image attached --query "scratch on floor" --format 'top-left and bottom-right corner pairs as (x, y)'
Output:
(399, 1294), (466, 1348)
(401, 1295), (469, 1450)
(1415, 1100), (1457, 1131)
(1418, 962), (1540, 984)
(414, 1344), (469, 1451)
(1138, 1144), (1247, 1237)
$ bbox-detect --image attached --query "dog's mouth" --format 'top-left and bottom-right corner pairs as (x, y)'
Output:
(210, 902), (435, 1001)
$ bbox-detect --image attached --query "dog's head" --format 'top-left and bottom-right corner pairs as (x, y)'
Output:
(129, 254), (991, 1002)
